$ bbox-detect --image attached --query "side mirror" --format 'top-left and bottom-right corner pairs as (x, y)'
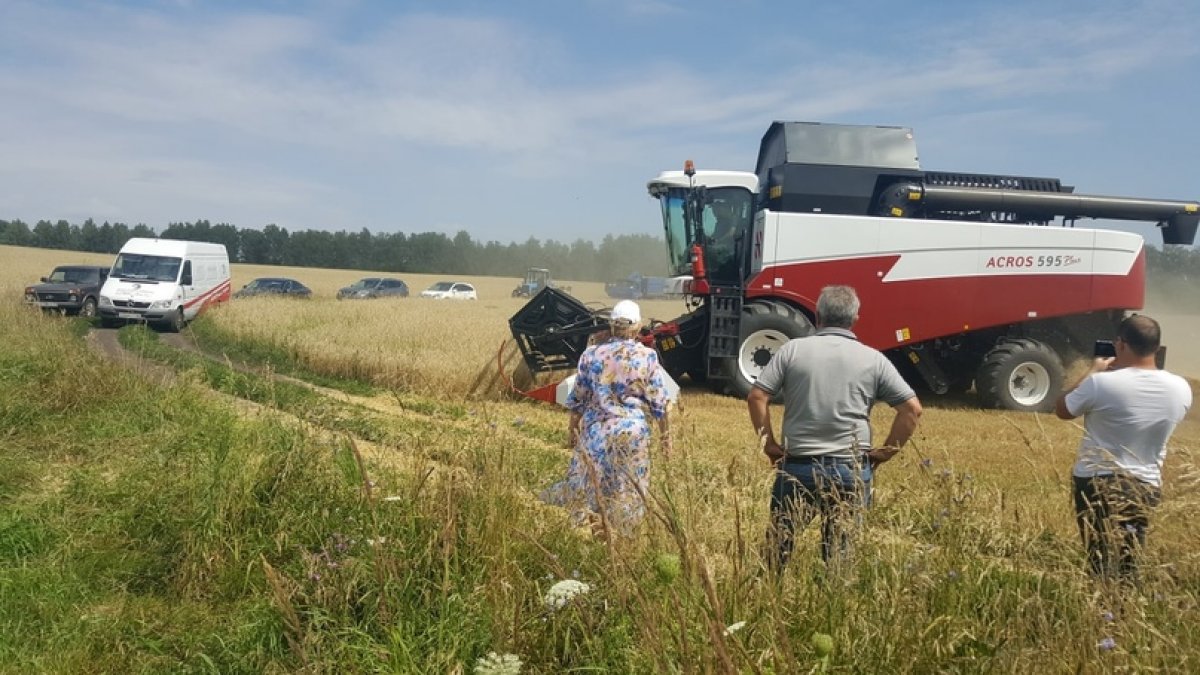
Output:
(40, 277), (48, 282)
(181, 271), (193, 286)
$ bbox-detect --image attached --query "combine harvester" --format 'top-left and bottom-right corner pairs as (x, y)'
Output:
(507, 121), (1199, 412)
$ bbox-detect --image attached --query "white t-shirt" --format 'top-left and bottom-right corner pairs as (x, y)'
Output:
(1065, 367), (1192, 487)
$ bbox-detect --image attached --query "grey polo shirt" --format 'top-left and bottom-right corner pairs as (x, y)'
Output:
(753, 327), (915, 458)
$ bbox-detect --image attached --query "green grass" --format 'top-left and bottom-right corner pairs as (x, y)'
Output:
(3, 306), (1200, 672)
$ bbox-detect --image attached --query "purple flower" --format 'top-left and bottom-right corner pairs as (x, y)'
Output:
(1101, 611), (1114, 622)
(947, 570), (959, 580)
(920, 458), (933, 468)
(1098, 637), (1116, 651)
(513, 417), (526, 428)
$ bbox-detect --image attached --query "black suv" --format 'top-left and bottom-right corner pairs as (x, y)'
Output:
(24, 265), (110, 317)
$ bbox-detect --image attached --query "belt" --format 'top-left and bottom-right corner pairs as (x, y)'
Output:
(783, 454), (861, 465)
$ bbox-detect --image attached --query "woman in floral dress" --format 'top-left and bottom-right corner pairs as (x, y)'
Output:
(545, 300), (672, 536)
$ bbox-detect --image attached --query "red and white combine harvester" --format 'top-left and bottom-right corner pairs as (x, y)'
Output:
(509, 121), (1199, 412)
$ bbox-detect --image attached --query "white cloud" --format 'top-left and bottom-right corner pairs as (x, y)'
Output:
(0, 0), (1194, 237)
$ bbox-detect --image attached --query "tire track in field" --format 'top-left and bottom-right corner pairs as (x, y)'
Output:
(87, 326), (571, 485)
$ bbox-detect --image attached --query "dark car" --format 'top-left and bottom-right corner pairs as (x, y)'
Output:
(24, 265), (110, 317)
(336, 277), (409, 300)
(234, 277), (313, 299)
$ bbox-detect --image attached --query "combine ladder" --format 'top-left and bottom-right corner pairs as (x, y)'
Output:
(705, 288), (743, 387)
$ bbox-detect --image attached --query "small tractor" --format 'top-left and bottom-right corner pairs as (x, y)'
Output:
(511, 267), (571, 298)
(508, 121), (1199, 412)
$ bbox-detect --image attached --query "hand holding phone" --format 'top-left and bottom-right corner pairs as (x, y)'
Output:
(1093, 340), (1116, 358)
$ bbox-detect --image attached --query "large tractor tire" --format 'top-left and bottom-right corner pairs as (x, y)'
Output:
(726, 301), (814, 399)
(976, 338), (1064, 412)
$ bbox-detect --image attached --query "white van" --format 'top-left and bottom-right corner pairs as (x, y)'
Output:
(98, 238), (231, 331)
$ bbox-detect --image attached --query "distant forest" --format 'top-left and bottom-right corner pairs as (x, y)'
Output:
(0, 218), (669, 282)
(3, 217), (1200, 289)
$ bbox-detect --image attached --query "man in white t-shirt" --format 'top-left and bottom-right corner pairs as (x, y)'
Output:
(1055, 314), (1192, 581)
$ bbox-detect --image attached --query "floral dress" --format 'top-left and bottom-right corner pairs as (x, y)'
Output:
(545, 338), (670, 534)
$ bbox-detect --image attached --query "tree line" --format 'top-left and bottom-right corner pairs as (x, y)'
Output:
(0, 218), (669, 282)
(4, 217), (1199, 291)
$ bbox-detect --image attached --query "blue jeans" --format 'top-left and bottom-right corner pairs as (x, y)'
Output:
(768, 455), (873, 569)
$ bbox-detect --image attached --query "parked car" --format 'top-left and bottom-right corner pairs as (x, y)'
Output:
(234, 277), (312, 299)
(420, 281), (478, 300)
(336, 277), (409, 300)
(24, 264), (110, 317)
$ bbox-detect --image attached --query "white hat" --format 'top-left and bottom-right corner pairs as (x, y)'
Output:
(611, 299), (641, 324)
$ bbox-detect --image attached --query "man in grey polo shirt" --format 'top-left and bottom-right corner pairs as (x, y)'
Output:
(747, 285), (922, 569)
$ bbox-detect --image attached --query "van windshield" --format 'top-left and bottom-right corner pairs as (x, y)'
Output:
(111, 254), (182, 282)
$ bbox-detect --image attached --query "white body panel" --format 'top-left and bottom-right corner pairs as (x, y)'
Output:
(752, 210), (1141, 283)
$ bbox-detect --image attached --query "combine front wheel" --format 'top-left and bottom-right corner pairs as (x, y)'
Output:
(976, 338), (1064, 412)
(728, 302), (814, 398)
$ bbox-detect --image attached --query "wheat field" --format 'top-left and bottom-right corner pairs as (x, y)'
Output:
(4, 242), (1200, 671)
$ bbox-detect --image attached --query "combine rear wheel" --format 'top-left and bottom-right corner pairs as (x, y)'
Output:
(727, 301), (814, 398)
(976, 338), (1064, 412)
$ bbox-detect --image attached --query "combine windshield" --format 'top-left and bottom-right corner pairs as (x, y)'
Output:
(111, 254), (182, 282)
(659, 186), (754, 278)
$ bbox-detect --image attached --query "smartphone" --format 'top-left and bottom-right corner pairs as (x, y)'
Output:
(1156, 345), (1167, 370)
(1093, 340), (1117, 358)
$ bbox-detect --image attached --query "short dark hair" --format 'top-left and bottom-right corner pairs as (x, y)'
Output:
(1118, 314), (1161, 357)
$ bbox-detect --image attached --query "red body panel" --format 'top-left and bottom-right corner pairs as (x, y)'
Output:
(745, 248), (1145, 350)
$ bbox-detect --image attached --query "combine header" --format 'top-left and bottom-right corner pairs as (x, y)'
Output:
(508, 121), (1199, 411)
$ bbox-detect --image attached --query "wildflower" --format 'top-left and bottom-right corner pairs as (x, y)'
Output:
(513, 417), (526, 428)
(543, 579), (590, 610)
(1097, 637), (1116, 651)
(811, 632), (835, 657)
(920, 458), (933, 468)
(724, 621), (746, 636)
(1101, 611), (1114, 622)
(947, 570), (959, 580)
(474, 651), (523, 675)
(654, 552), (682, 584)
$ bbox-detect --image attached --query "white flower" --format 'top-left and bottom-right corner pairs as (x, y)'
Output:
(543, 579), (591, 610)
(474, 651), (523, 675)
(723, 621), (746, 636)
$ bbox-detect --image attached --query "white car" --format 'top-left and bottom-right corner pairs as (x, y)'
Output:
(420, 281), (477, 300)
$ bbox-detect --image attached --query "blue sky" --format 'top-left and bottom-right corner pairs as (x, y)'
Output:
(1, 0), (1197, 246)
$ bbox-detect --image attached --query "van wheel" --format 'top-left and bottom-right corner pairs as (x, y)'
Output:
(79, 297), (97, 318)
(167, 308), (186, 333)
